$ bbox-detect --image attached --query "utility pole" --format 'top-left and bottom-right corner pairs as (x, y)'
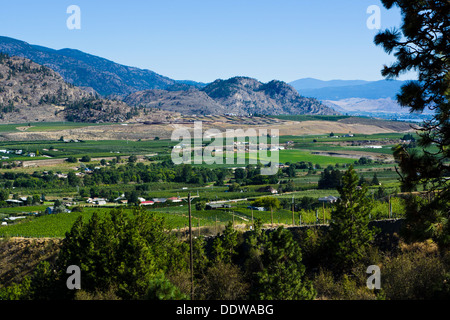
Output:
(323, 201), (325, 224)
(292, 195), (295, 226)
(188, 193), (194, 300)
(388, 195), (391, 219)
(389, 196), (392, 219)
(271, 206), (273, 227)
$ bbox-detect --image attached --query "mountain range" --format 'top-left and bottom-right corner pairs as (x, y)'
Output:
(0, 36), (337, 118)
(0, 35), (422, 121)
(289, 78), (407, 100)
(0, 36), (205, 98)
(288, 78), (424, 116)
(125, 77), (338, 116)
(0, 53), (181, 123)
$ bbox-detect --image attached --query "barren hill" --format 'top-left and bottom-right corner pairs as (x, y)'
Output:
(0, 53), (180, 124)
(124, 88), (227, 115)
(125, 77), (339, 116)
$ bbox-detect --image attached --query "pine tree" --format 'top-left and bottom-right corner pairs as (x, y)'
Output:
(327, 166), (376, 273)
(254, 227), (316, 300)
(374, 0), (450, 248)
(371, 173), (380, 186)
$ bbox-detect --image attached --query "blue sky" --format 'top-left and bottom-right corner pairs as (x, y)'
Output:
(0, 0), (414, 83)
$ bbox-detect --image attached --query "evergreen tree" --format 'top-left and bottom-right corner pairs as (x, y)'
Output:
(211, 222), (238, 264)
(54, 208), (185, 300)
(254, 227), (316, 300)
(318, 166), (342, 189)
(375, 0), (450, 248)
(327, 166), (376, 273)
(371, 173), (380, 186)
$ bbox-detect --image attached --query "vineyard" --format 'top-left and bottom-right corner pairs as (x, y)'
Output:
(0, 197), (405, 238)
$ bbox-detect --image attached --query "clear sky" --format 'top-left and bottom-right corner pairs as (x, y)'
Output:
(0, 0), (414, 83)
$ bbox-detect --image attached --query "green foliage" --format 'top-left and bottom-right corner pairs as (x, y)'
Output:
(251, 196), (280, 210)
(211, 221), (238, 264)
(375, 0), (450, 250)
(195, 200), (206, 211)
(318, 166), (342, 189)
(65, 156), (78, 163)
(197, 261), (249, 300)
(313, 268), (378, 300)
(55, 207), (186, 299)
(145, 273), (188, 300)
(128, 155), (137, 163)
(253, 227), (316, 300)
(381, 242), (450, 300)
(80, 155), (91, 162)
(327, 166), (376, 272)
(0, 277), (31, 300)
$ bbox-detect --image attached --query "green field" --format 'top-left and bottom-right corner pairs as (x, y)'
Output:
(0, 195), (406, 238)
(0, 122), (113, 133)
(0, 139), (176, 163)
(0, 127), (411, 238)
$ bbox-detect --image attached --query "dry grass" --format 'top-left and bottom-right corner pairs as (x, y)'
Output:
(0, 237), (62, 286)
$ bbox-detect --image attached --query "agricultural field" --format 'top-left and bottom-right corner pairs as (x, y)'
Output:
(0, 122), (113, 133)
(0, 125), (413, 239)
(0, 193), (406, 238)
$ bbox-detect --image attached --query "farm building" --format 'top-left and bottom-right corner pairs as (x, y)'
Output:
(257, 186), (278, 194)
(206, 203), (232, 210)
(87, 198), (107, 205)
(318, 196), (339, 203)
(6, 199), (24, 205)
(247, 206), (265, 211)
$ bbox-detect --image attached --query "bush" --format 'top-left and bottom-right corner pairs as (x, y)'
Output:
(65, 156), (78, 163)
(70, 206), (84, 213)
(381, 241), (449, 300)
(197, 261), (249, 300)
(313, 268), (378, 300)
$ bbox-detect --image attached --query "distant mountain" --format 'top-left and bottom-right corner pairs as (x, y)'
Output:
(290, 78), (407, 100)
(125, 77), (339, 116)
(290, 78), (370, 91)
(322, 98), (406, 113)
(0, 36), (337, 117)
(0, 36), (204, 97)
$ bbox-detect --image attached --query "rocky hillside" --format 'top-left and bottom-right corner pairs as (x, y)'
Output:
(124, 88), (227, 115)
(0, 53), (176, 123)
(0, 36), (207, 97)
(0, 53), (92, 122)
(125, 77), (339, 116)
